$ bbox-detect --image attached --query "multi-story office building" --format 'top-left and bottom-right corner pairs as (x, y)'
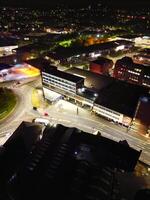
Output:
(114, 57), (150, 88)
(28, 59), (150, 131)
(67, 67), (150, 128)
(42, 66), (84, 94)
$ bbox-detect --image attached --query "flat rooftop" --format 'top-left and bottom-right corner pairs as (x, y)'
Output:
(25, 58), (56, 71)
(14, 43), (50, 53)
(91, 57), (113, 65)
(0, 37), (17, 47)
(46, 69), (84, 84)
(0, 63), (12, 71)
(66, 67), (114, 91)
(47, 40), (134, 60)
(67, 67), (149, 117)
(95, 80), (149, 117)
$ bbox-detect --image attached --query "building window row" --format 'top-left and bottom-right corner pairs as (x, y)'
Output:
(43, 76), (76, 90)
(134, 68), (142, 72)
(43, 79), (76, 93)
(94, 108), (120, 121)
(128, 77), (139, 82)
(144, 75), (150, 79)
(128, 70), (140, 76)
(142, 82), (150, 87)
(42, 72), (76, 86)
(95, 104), (121, 116)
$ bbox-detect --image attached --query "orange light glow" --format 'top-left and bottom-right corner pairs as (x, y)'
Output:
(12, 64), (40, 77)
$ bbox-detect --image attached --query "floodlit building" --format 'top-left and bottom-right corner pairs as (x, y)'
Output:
(67, 68), (149, 127)
(114, 57), (150, 88)
(42, 67), (84, 95)
(28, 59), (150, 129)
(90, 57), (113, 75)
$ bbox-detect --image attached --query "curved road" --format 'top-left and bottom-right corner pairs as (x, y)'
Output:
(0, 78), (150, 166)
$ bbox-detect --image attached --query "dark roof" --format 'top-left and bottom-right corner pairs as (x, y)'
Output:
(67, 67), (149, 117)
(14, 43), (50, 53)
(47, 40), (134, 60)
(67, 67), (114, 91)
(118, 34), (139, 39)
(0, 63), (12, 70)
(91, 57), (113, 65)
(0, 122), (141, 199)
(116, 56), (133, 65)
(116, 56), (150, 71)
(0, 122), (43, 179)
(25, 58), (56, 71)
(47, 69), (85, 83)
(95, 80), (149, 117)
(0, 38), (17, 47)
(4, 121), (42, 152)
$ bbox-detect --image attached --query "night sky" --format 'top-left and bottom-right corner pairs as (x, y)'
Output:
(1, 0), (150, 8)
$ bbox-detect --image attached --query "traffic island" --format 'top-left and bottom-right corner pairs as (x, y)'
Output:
(0, 87), (17, 120)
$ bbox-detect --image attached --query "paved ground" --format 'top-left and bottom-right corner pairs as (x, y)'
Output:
(0, 77), (150, 166)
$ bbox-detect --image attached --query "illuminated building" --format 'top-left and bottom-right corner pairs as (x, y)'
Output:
(114, 57), (150, 88)
(45, 40), (133, 65)
(28, 60), (149, 130)
(90, 57), (113, 75)
(41, 65), (84, 95)
(0, 62), (40, 82)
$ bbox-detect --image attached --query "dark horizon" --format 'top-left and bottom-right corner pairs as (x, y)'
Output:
(1, 0), (150, 9)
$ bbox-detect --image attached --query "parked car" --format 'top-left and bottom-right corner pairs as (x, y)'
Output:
(32, 118), (50, 126)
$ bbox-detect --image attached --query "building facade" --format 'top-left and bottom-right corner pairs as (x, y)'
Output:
(42, 68), (84, 95)
(114, 57), (150, 88)
(90, 57), (113, 75)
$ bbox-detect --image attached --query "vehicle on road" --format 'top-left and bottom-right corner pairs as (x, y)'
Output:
(32, 117), (50, 126)
(44, 112), (49, 116)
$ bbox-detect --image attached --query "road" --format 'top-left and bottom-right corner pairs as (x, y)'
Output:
(0, 78), (150, 166)
(36, 107), (150, 165)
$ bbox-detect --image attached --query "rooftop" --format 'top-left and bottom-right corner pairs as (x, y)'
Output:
(67, 67), (149, 117)
(0, 63), (12, 71)
(13, 43), (50, 53)
(0, 37), (17, 47)
(47, 40), (134, 60)
(67, 67), (113, 91)
(116, 57), (150, 73)
(0, 122), (141, 200)
(45, 68), (85, 83)
(25, 58), (56, 71)
(91, 57), (113, 65)
(95, 80), (149, 117)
